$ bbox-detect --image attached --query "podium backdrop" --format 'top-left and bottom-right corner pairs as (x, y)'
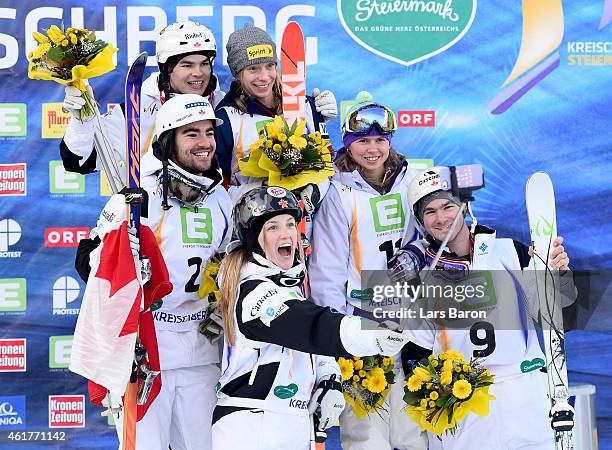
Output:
(1, 1), (610, 448)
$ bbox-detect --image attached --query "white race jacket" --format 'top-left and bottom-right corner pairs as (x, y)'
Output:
(216, 255), (346, 417)
(403, 230), (547, 382)
(308, 160), (419, 314)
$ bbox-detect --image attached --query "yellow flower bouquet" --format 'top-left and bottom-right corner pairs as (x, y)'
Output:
(197, 255), (225, 343)
(238, 115), (335, 190)
(337, 355), (395, 419)
(27, 24), (117, 121)
(403, 350), (495, 436)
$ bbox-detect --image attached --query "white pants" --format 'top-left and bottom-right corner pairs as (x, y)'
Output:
(212, 409), (311, 450)
(428, 370), (555, 450)
(340, 365), (428, 450)
(114, 364), (220, 450)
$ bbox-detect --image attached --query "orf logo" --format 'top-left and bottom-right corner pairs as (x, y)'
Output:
(0, 396), (26, 429)
(398, 111), (435, 127)
(48, 395), (85, 428)
(338, 0), (476, 66)
(52, 277), (81, 315)
(370, 194), (405, 232)
(45, 228), (89, 247)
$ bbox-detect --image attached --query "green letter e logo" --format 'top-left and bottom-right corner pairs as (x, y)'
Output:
(181, 207), (213, 244)
(370, 194), (405, 232)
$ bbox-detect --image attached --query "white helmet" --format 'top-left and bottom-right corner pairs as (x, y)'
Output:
(408, 167), (459, 223)
(156, 21), (216, 64)
(155, 93), (223, 138)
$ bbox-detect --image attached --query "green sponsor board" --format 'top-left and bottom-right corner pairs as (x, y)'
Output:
(338, 0), (477, 66)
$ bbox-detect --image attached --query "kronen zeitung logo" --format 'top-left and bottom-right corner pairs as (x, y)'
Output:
(338, 0), (477, 66)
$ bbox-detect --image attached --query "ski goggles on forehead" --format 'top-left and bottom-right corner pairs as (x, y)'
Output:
(344, 104), (397, 134)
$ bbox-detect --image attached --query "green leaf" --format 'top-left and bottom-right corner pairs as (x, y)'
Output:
(435, 393), (450, 407)
(46, 46), (66, 62)
(385, 370), (395, 384)
(278, 159), (292, 171)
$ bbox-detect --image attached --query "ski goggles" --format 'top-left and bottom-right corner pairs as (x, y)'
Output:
(344, 103), (397, 135)
(167, 165), (214, 207)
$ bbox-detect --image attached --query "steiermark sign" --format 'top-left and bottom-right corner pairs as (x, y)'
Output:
(338, 0), (477, 66)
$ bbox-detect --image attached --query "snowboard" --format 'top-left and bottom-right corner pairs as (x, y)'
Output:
(526, 172), (574, 450)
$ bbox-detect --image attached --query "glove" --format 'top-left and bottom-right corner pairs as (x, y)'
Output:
(63, 83), (95, 122)
(308, 374), (345, 431)
(340, 316), (408, 357)
(90, 194), (127, 240)
(199, 302), (224, 344)
(313, 88), (338, 122)
(387, 244), (425, 284)
(128, 226), (140, 260)
(297, 183), (321, 215)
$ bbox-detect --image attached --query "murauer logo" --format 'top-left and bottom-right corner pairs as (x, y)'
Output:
(0, 339), (26, 372)
(338, 0), (476, 66)
(42, 104), (71, 139)
(0, 396), (26, 429)
(48, 395), (85, 428)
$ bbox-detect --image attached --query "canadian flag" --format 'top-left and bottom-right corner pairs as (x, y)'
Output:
(69, 219), (172, 420)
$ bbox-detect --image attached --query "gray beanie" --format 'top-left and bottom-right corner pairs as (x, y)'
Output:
(416, 191), (462, 223)
(226, 24), (277, 77)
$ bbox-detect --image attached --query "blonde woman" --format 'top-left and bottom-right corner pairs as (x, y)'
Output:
(211, 186), (408, 450)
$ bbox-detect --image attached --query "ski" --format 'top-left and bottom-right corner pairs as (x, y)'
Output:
(526, 172), (574, 450)
(122, 51), (148, 450)
(281, 21), (306, 124)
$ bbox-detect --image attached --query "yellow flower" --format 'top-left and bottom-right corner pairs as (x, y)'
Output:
(442, 360), (454, 372)
(31, 42), (51, 59)
(265, 139), (273, 148)
(353, 356), (360, 361)
(429, 391), (439, 400)
(293, 119), (306, 137)
(248, 138), (265, 152)
(338, 358), (354, 381)
(443, 350), (466, 362)
(427, 354), (435, 361)
(32, 31), (48, 44)
(413, 367), (432, 382)
(426, 383), (432, 389)
(431, 360), (439, 367)
(440, 370), (453, 386)
(419, 398), (429, 408)
(281, 141), (288, 149)
(61, 39), (69, 46)
(69, 33), (77, 44)
(361, 378), (369, 388)
(272, 144), (282, 152)
(352, 375), (360, 382)
(406, 375), (422, 392)
(47, 25), (65, 45)
(354, 359), (363, 370)
(358, 370), (366, 378)
(366, 368), (387, 393)
(288, 134), (307, 149)
(463, 364), (471, 372)
(428, 400), (436, 408)
(278, 133), (287, 142)
(452, 379), (472, 399)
